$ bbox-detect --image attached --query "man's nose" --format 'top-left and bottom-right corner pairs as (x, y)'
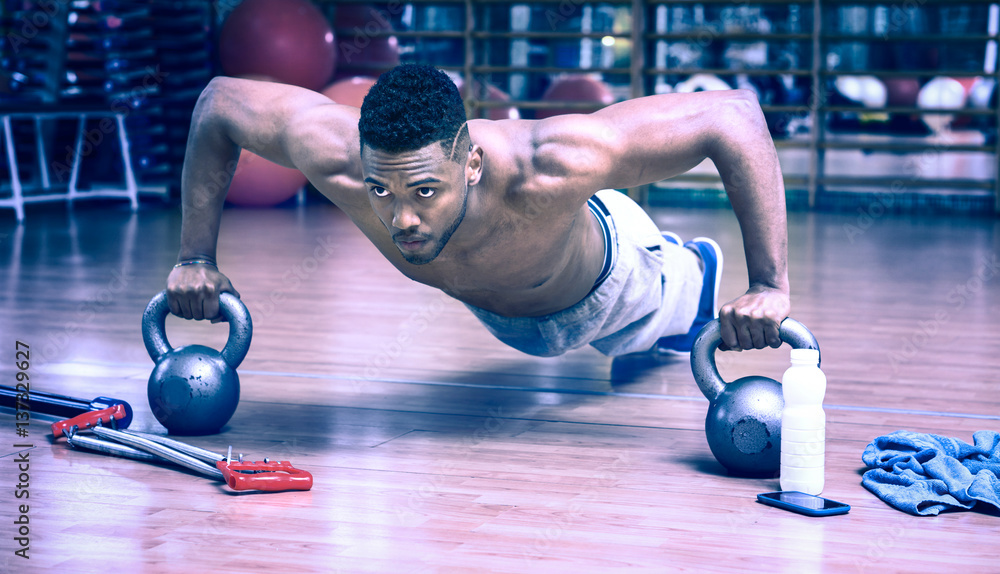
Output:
(392, 202), (420, 230)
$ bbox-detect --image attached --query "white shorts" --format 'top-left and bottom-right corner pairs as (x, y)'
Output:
(463, 189), (703, 357)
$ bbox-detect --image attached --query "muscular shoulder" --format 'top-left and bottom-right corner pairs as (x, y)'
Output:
(200, 77), (362, 186)
(467, 120), (531, 202)
(464, 115), (620, 219)
(287, 106), (376, 219)
(483, 114), (621, 213)
(529, 114), (620, 184)
(283, 104), (362, 180)
(496, 89), (766, 201)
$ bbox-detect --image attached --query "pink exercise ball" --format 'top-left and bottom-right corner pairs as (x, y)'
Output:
(220, 0), (337, 92)
(333, 3), (400, 78)
(226, 150), (308, 207)
(321, 76), (377, 108)
(883, 77), (921, 107)
(535, 75), (615, 119)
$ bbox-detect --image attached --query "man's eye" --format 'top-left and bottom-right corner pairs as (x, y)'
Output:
(371, 187), (390, 197)
(417, 187), (435, 198)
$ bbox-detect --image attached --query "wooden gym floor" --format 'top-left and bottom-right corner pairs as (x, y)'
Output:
(0, 196), (998, 573)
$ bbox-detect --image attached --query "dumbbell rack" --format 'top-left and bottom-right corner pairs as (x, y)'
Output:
(0, 105), (138, 222)
(1, 0), (152, 221)
(146, 0), (214, 192)
(0, 0), (214, 221)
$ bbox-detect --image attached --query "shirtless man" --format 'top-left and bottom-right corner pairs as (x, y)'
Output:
(167, 64), (790, 357)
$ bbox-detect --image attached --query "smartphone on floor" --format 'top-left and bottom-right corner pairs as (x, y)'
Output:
(757, 491), (851, 517)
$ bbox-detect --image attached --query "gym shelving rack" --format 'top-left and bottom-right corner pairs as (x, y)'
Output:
(316, 0), (1000, 215)
(147, 0), (214, 194)
(638, 0), (999, 213)
(1, 0), (215, 221)
(5, 1), (995, 215)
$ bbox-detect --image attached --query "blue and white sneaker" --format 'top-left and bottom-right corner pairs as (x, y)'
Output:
(656, 236), (724, 355)
(662, 231), (682, 246)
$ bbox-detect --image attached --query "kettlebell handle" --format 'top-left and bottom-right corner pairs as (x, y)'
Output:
(142, 290), (253, 369)
(690, 318), (820, 402)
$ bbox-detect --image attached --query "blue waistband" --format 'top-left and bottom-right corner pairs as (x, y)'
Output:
(587, 194), (615, 292)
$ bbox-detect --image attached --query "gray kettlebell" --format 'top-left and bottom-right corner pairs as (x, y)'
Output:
(690, 318), (820, 476)
(142, 290), (252, 435)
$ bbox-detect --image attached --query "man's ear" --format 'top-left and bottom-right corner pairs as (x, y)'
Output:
(466, 145), (484, 186)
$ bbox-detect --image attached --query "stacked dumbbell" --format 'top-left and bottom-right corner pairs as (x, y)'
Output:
(147, 0), (214, 193)
(1, 0), (67, 102)
(62, 1), (164, 187)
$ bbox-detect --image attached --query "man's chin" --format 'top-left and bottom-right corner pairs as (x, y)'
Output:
(401, 252), (435, 265)
(397, 242), (438, 265)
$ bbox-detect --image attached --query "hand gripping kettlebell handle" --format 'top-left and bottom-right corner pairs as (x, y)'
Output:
(690, 318), (820, 403)
(141, 290), (253, 369)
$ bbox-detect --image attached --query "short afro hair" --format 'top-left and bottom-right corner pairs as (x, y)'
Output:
(359, 64), (470, 162)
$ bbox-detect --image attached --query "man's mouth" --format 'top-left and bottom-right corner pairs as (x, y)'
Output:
(395, 235), (428, 251)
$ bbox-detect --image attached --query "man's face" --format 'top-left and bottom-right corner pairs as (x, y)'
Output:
(362, 142), (469, 265)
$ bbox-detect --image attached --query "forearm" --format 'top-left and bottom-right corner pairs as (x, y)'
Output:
(177, 86), (242, 264)
(709, 96), (789, 293)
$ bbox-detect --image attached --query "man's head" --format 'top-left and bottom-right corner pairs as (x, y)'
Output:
(359, 64), (470, 161)
(359, 64), (482, 265)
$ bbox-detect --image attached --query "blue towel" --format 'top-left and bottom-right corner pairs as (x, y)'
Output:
(861, 430), (1000, 516)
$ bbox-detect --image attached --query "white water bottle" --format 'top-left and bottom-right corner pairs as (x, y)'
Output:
(779, 348), (826, 495)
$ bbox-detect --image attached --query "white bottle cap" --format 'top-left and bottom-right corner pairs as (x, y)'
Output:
(790, 348), (820, 363)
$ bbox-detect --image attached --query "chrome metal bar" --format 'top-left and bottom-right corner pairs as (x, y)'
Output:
(91, 427), (223, 480)
(65, 431), (162, 462)
(121, 429), (224, 465)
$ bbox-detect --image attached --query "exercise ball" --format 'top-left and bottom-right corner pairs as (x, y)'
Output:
(883, 77), (921, 107)
(951, 77), (980, 128)
(835, 75), (887, 108)
(918, 77), (967, 134)
(535, 75), (614, 119)
(226, 150), (308, 207)
(674, 74), (732, 93)
(454, 77), (520, 120)
(968, 77), (995, 109)
(918, 77), (967, 110)
(220, 0), (337, 92)
(333, 3), (400, 78)
(954, 76), (978, 97)
(322, 76), (377, 107)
